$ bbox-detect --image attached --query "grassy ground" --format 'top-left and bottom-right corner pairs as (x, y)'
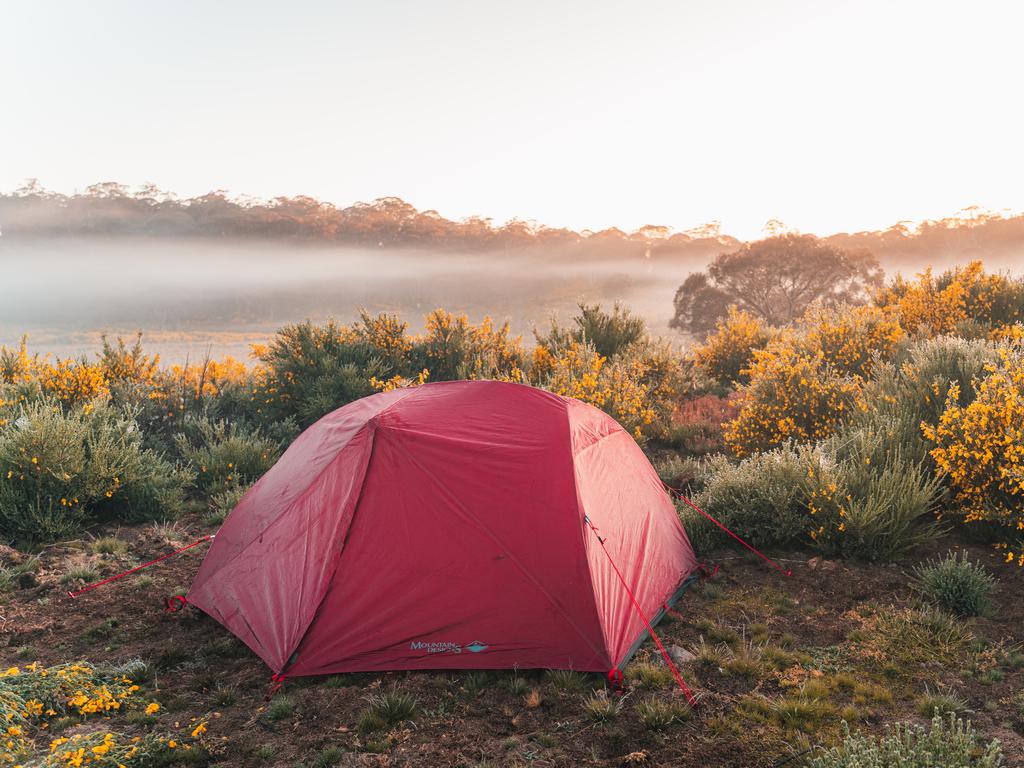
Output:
(3, 520), (1023, 767)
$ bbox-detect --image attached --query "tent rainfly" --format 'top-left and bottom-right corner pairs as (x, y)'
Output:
(187, 380), (699, 679)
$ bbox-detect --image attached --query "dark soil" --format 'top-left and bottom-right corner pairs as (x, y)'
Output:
(3, 522), (1023, 767)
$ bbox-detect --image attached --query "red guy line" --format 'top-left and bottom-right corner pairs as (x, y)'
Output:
(67, 535), (213, 599)
(584, 517), (698, 707)
(667, 485), (793, 577)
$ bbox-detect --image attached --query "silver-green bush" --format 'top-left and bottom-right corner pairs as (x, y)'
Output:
(807, 713), (1002, 768)
(0, 399), (190, 544)
(694, 449), (807, 547)
(912, 550), (996, 616)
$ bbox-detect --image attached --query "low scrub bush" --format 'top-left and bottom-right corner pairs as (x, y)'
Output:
(0, 400), (190, 545)
(532, 318), (691, 441)
(697, 427), (941, 561)
(724, 305), (904, 457)
(174, 417), (280, 493)
(800, 305), (905, 380)
(205, 481), (251, 527)
(876, 260), (1024, 336)
(653, 454), (700, 491)
(860, 336), (996, 466)
(805, 436), (943, 561)
(912, 550), (996, 616)
(675, 497), (723, 556)
(693, 450), (806, 547)
(807, 713), (1003, 768)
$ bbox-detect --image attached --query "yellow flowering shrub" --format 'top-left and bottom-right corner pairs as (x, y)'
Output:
(0, 663), (203, 767)
(165, 357), (249, 399)
(356, 311), (412, 362)
(0, 341), (109, 407)
(692, 307), (776, 385)
(923, 347), (1024, 564)
(530, 339), (686, 441)
(0, 662), (139, 722)
(421, 310), (526, 382)
(724, 340), (864, 457)
(723, 304), (907, 457)
(97, 334), (160, 386)
(0, 339), (36, 385)
(370, 369), (430, 392)
(876, 261), (1024, 335)
(800, 305), (905, 379)
(34, 359), (109, 406)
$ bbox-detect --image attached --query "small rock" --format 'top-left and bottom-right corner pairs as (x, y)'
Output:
(668, 644), (696, 665)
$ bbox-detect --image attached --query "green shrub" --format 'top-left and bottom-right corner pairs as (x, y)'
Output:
(675, 499), (722, 556)
(255, 319), (388, 427)
(358, 691), (418, 732)
(652, 454), (700, 491)
(624, 661), (674, 690)
(263, 696), (296, 721)
(858, 336), (997, 467)
(912, 550), (996, 616)
(0, 400), (190, 545)
(544, 669), (587, 695)
(807, 713), (1003, 768)
(535, 303), (646, 360)
(582, 689), (622, 721)
(805, 431), (943, 561)
(311, 746), (345, 768)
(204, 481), (250, 527)
(914, 686), (968, 717)
(635, 697), (691, 730)
(174, 417), (279, 493)
(694, 449), (807, 547)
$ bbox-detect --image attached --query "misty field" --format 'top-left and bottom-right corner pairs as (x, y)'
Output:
(2, 258), (1024, 767)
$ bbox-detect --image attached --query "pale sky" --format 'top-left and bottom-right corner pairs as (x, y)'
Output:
(2, 0), (1022, 239)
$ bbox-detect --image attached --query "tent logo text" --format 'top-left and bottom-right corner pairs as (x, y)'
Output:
(409, 640), (489, 654)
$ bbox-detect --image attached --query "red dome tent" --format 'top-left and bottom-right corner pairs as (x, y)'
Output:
(187, 380), (699, 679)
